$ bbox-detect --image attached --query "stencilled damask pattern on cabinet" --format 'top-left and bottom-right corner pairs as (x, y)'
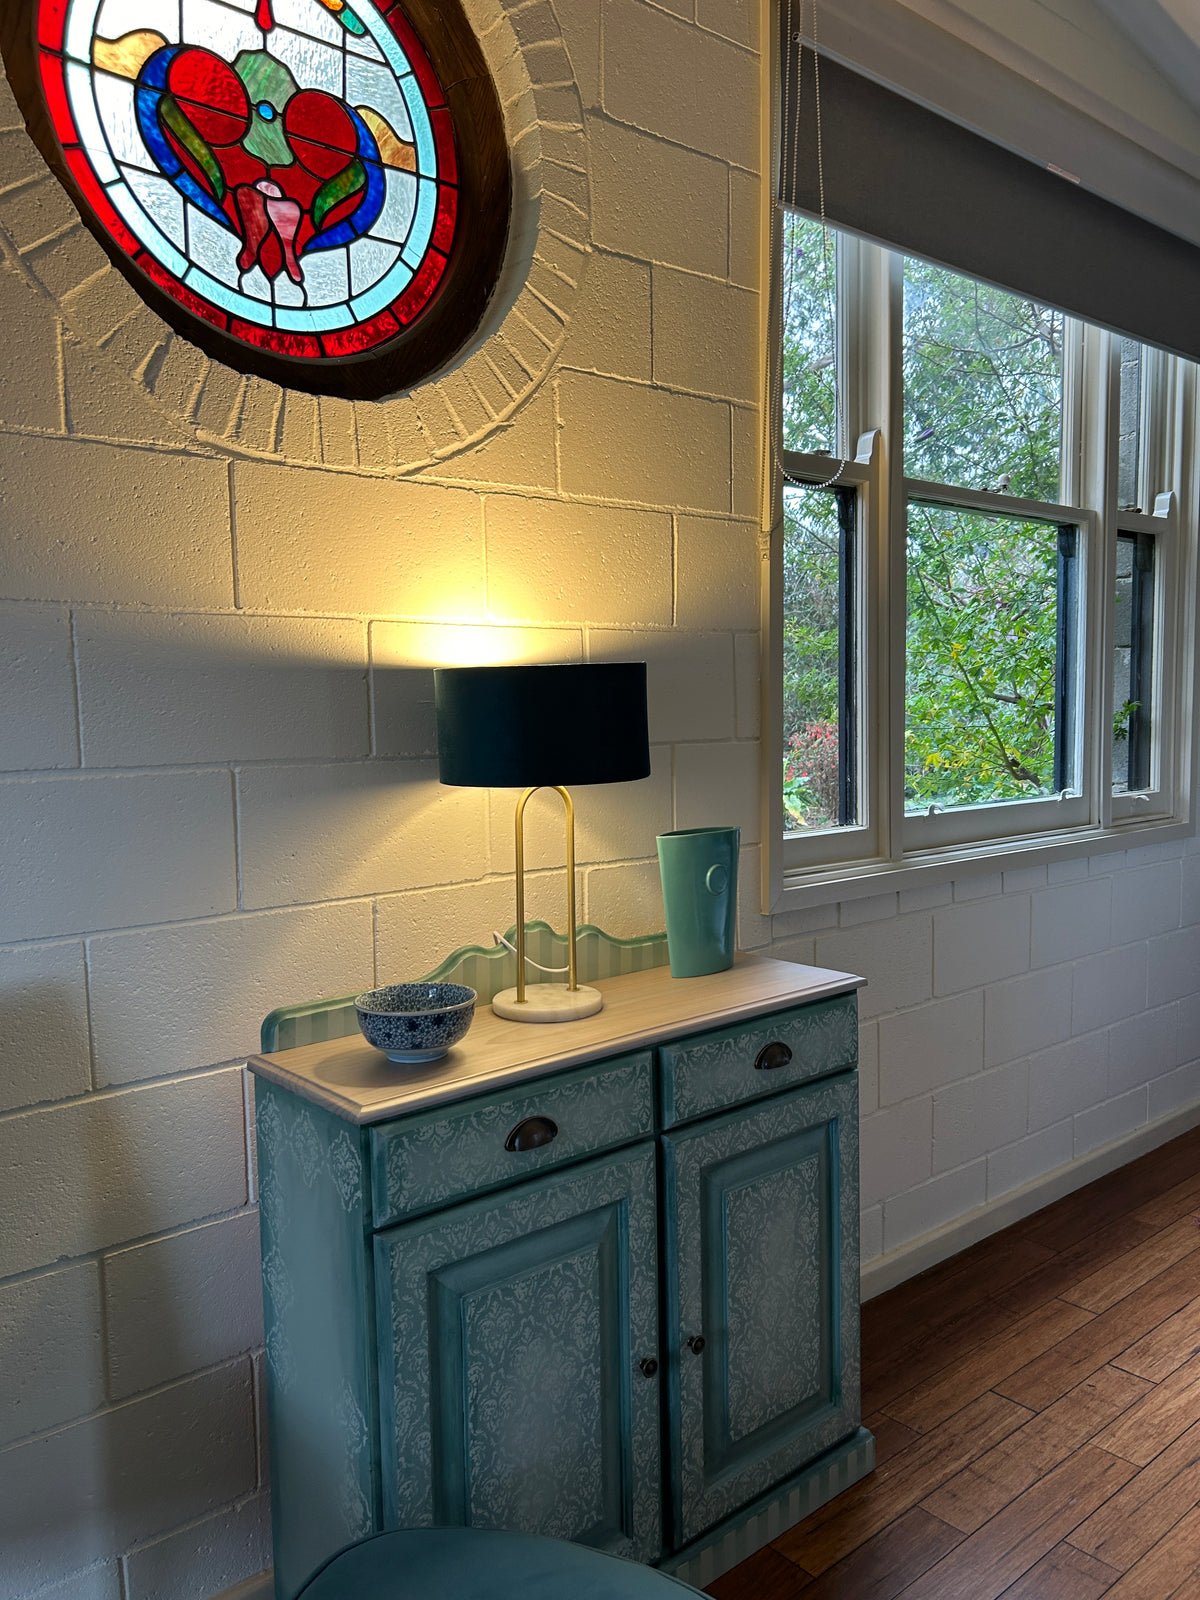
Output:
(463, 1247), (605, 1537)
(255, 1079), (378, 1600)
(371, 1051), (654, 1224)
(725, 1156), (822, 1443)
(664, 1074), (860, 1547)
(375, 1142), (662, 1562)
(661, 994), (859, 1124)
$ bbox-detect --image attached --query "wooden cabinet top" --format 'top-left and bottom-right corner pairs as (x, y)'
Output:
(247, 954), (864, 1125)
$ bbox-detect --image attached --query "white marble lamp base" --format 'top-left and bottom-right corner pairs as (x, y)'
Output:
(492, 984), (604, 1023)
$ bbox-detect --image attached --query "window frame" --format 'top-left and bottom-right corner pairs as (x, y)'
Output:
(763, 216), (1200, 913)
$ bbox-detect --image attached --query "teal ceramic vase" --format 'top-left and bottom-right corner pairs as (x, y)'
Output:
(656, 827), (740, 978)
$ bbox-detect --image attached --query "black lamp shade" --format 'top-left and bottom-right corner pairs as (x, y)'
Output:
(434, 663), (651, 788)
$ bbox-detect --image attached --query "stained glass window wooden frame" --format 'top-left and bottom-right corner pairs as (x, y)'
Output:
(1, 0), (510, 399)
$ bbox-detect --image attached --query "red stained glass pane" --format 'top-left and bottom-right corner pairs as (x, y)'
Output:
(167, 51), (250, 147)
(285, 91), (358, 178)
(429, 108), (456, 185)
(394, 248), (447, 325)
(137, 253), (229, 328)
(321, 309), (400, 356)
(37, 0), (68, 51)
(383, 5), (446, 108)
(230, 320), (323, 358)
(38, 47), (74, 144)
(431, 185), (456, 253)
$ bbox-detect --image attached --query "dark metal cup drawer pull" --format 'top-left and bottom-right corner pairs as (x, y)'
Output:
(639, 1356), (659, 1379)
(504, 1115), (559, 1152)
(754, 1041), (793, 1071)
(687, 1335), (706, 1355)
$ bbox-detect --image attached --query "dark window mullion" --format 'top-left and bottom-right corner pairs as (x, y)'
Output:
(1053, 527), (1079, 794)
(837, 490), (856, 826)
(1127, 533), (1155, 791)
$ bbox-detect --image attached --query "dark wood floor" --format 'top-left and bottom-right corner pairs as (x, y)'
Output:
(708, 1125), (1200, 1600)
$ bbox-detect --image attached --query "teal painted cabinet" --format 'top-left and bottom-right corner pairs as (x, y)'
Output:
(250, 957), (873, 1599)
(663, 1076), (860, 1547)
(374, 1144), (662, 1560)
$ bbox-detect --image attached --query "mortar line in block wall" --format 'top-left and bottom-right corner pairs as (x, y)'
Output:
(81, 935), (99, 1094)
(0, 419), (222, 461)
(0, 1351), (258, 1458)
(228, 460), (242, 612)
(0, 1068), (257, 1133)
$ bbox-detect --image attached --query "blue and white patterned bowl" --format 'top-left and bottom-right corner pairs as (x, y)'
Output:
(355, 982), (477, 1064)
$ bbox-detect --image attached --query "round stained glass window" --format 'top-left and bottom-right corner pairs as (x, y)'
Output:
(2, 0), (510, 396)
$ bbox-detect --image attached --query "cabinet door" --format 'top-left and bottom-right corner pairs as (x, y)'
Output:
(374, 1142), (662, 1561)
(663, 1075), (860, 1547)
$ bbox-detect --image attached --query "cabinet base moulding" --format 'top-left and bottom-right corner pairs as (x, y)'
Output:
(661, 1426), (876, 1590)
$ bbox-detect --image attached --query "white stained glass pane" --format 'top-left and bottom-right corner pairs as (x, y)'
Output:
(349, 253), (412, 321)
(344, 29), (384, 62)
(353, 0), (411, 77)
(122, 164), (186, 248)
(268, 27), (344, 98)
(240, 263), (273, 304)
(181, 0), (262, 59)
(349, 233), (400, 294)
(65, 62), (119, 182)
(346, 56), (414, 143)
(273, 271), (307, 308)
(272, 0), (343, 46)
(401, 176), (436, 266)
(186, 263), (271, 322)
(299, 244), (350, 307)
(66, 0), (101, 63)
(108, 180), (189, 276)
(185, 204), (243, 286)
(375, 168), (417, 245)
(92, 69), (153, 169)
(95, 0), (181, 47)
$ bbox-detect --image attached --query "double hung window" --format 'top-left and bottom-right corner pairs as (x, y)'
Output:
(768, 214), (1196, 905)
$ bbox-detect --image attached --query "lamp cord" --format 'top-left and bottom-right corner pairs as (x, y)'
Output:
(491, 931), (569, 975)
(773, 0), (846, 495)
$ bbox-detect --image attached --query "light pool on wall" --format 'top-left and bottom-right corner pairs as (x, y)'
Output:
(3, 0), (511, 396)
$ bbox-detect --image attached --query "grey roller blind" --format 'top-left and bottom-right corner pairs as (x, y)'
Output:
(781, 43), (1200, 361)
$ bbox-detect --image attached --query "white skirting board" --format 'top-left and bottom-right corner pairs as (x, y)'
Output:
(860, 1095), (1200, 1301)
(211, 1574), (272, 1600)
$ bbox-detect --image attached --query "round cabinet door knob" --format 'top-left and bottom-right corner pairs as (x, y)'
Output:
(639, 1357), (659, 1378)
(687, 1335), (706, 1355)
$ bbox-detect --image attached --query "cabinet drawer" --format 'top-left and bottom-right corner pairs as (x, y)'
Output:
(659, 993), (857, 1126)
(370, 1051), (655, 1226)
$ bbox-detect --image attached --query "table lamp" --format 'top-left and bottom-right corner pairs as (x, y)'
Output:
(434, 662), (650, 1022)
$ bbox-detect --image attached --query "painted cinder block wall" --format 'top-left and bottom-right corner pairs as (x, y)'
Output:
(1, 2), (1199, 1597)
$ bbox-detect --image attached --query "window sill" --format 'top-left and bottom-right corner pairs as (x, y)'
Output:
(769, 816), (1194, 912)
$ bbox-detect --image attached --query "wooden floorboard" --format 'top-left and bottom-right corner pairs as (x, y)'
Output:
(707, 1127), (1200, 1600)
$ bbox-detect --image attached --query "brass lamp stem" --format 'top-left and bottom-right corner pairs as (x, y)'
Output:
(514, 785), (578, 1003)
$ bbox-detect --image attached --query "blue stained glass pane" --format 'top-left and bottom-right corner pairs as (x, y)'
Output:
(275, 301), (350, 333)
(185, 264), (273, 322)
(401, 176), (436, 267)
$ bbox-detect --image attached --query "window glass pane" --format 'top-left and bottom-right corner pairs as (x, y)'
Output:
(782, 212), (838, 455)
(783, 484), (854, 831)
(1117, 339), (1144, 511)
(904, 259), (1064, 500)
(906, 503), (1074, 811)
(1113, 531), (1154, 792)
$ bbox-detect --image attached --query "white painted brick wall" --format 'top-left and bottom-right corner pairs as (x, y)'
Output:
(1, 3), (1199, 1597)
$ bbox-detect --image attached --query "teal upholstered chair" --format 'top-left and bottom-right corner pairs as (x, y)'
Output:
(295, 1530), (705, 1600)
